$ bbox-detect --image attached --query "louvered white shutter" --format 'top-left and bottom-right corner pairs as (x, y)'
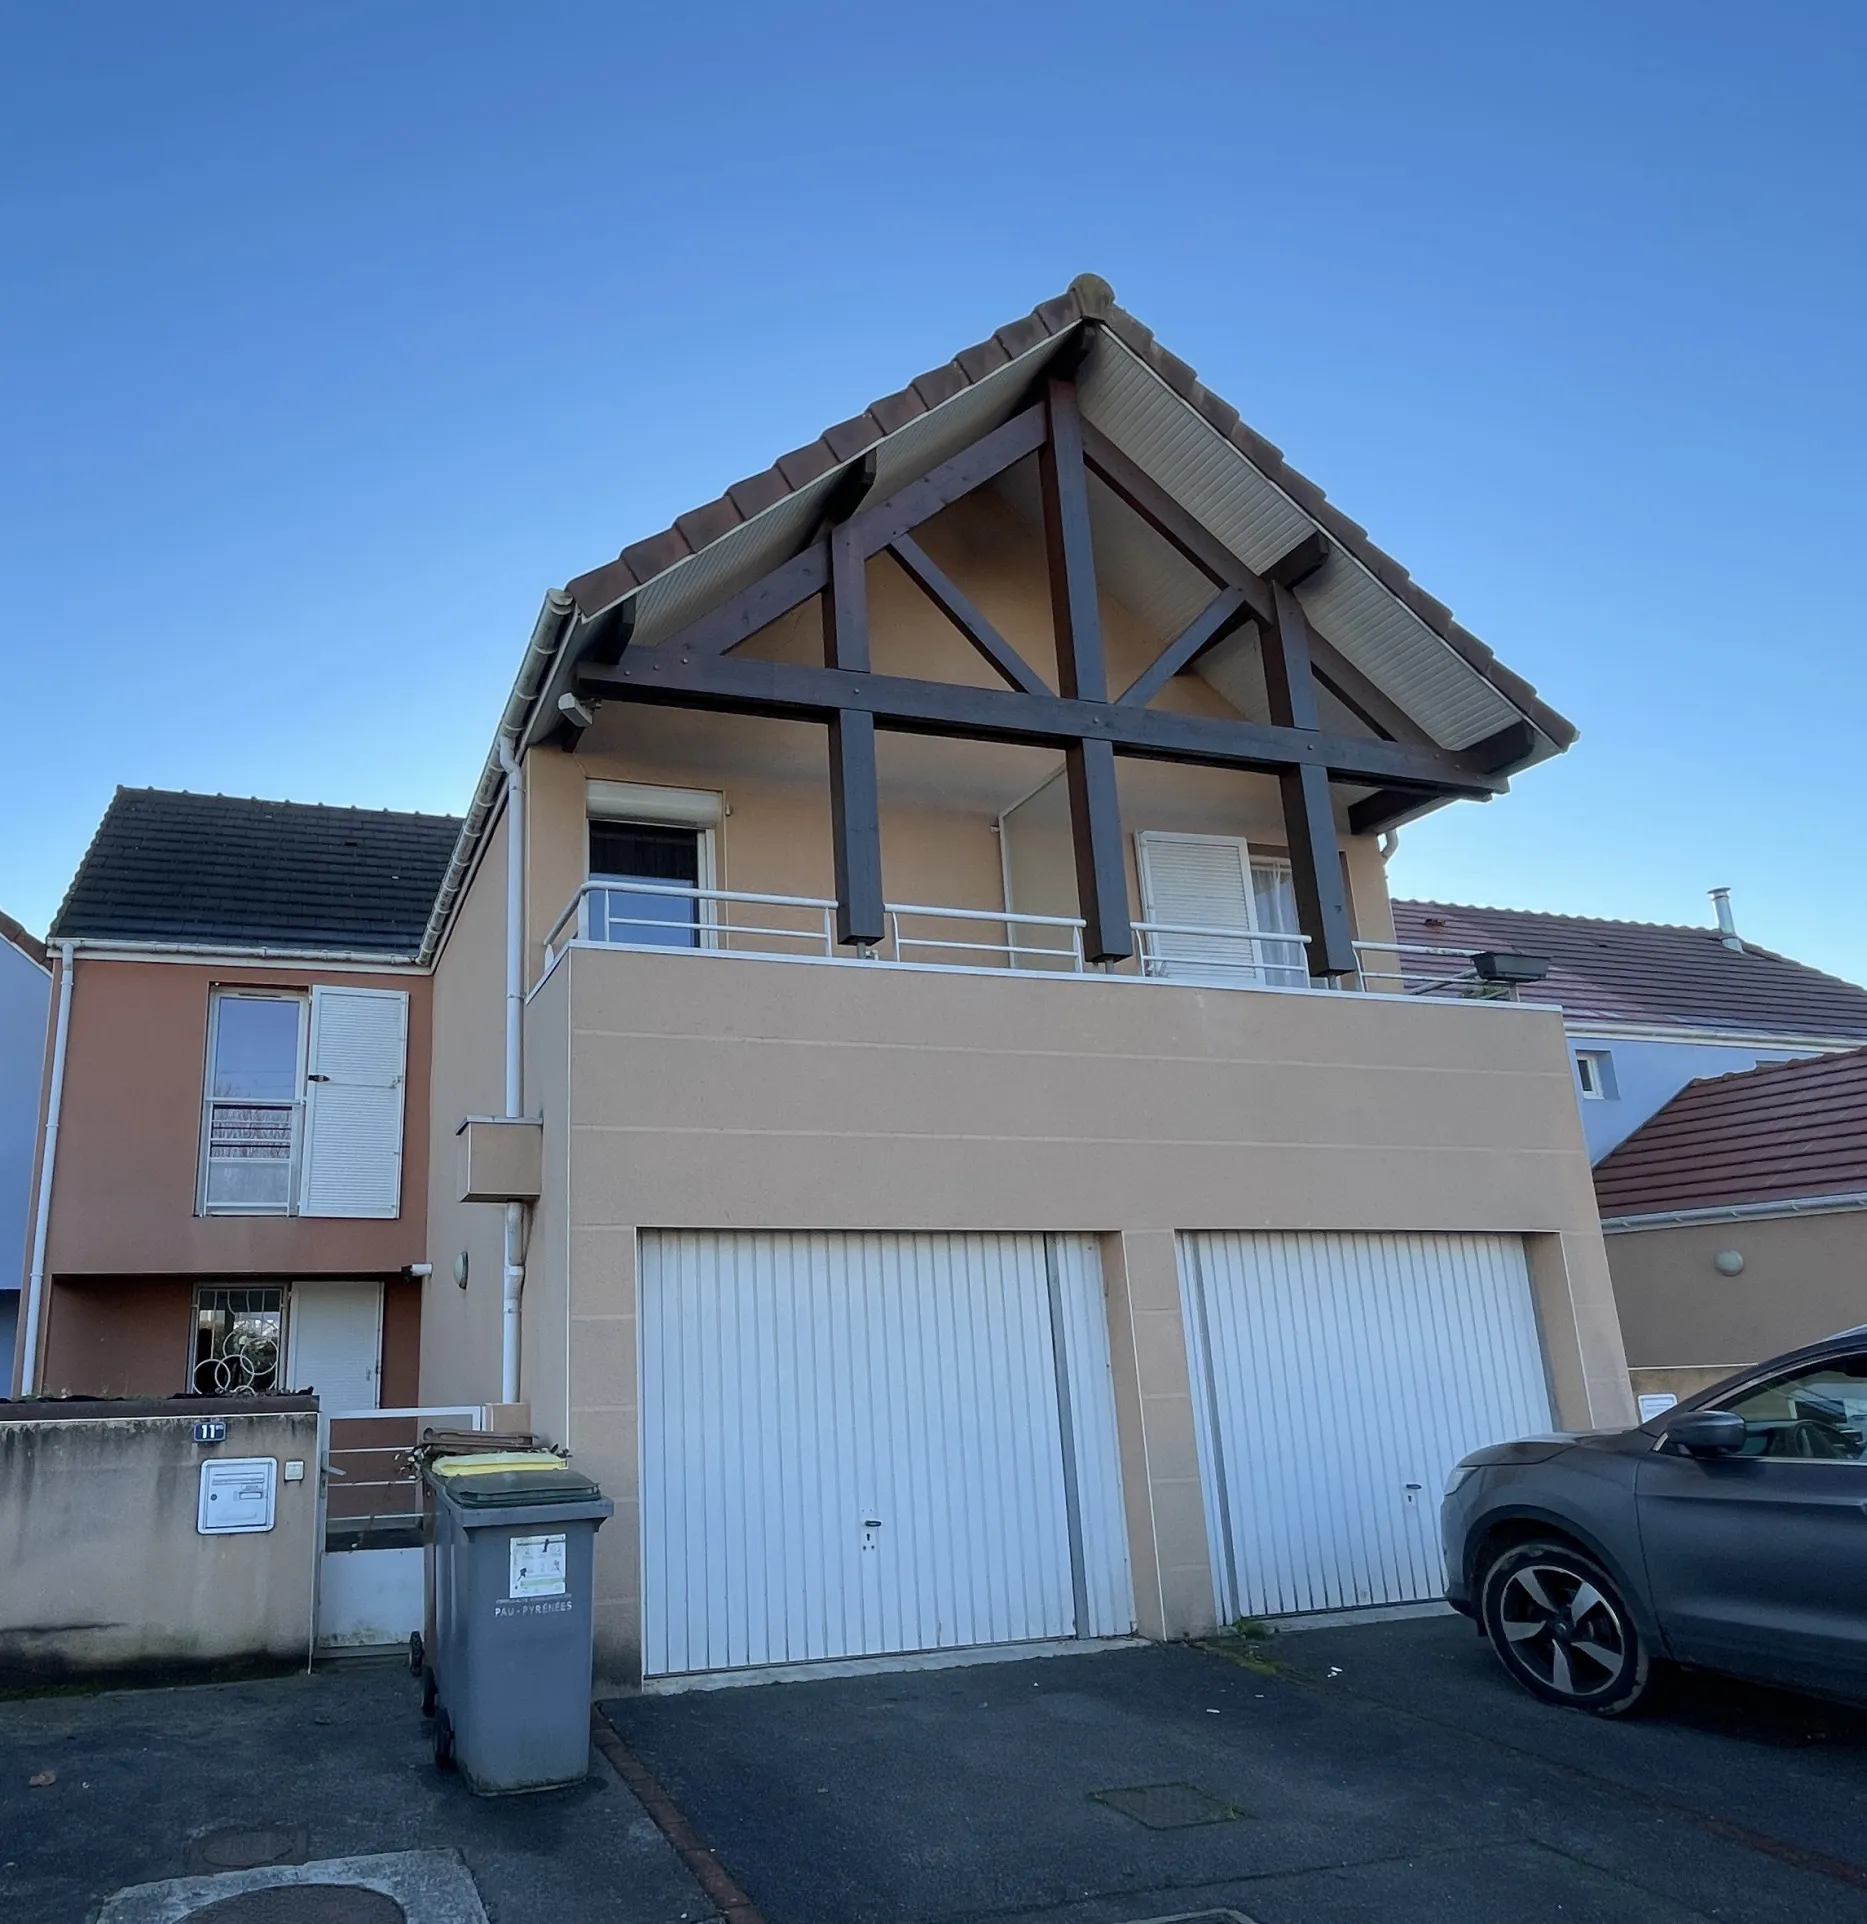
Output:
(298, 987), (408, 1219)
(1137, 834), (1258, 980)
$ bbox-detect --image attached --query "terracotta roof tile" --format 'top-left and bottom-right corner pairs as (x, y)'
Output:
(674, 497), (743, 551)
(1594, 1048), (1867, 1216)
(1393, 900), (1867, 1039)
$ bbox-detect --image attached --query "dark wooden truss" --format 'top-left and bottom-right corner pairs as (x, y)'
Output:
(575, 375), (1526, 973)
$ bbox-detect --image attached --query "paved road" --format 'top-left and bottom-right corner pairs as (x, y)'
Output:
(0, 1660), (708, 1924)
(605, 1616), (1867, 1924)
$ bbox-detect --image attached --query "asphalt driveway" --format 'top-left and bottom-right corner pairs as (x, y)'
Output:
(0, 1659), (708, 1924)
(603, 1614), (1867, 1924)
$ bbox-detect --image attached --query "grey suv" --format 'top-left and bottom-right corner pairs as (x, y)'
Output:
(1442, 1330), (1867, 1714)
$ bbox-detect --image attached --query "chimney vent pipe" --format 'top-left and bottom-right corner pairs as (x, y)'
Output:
(1710, 887), (1744, 952)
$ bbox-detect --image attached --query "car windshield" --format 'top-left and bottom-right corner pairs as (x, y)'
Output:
(1723, 1357), (1867, 1461)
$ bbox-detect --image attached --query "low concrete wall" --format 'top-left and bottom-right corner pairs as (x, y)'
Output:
(0, 1397), (319, 1685)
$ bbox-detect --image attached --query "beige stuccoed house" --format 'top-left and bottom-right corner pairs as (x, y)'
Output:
(418, 277), (1635, 1687)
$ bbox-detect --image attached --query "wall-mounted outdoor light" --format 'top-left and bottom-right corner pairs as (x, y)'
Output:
(1713, 1249), (1746, 1277)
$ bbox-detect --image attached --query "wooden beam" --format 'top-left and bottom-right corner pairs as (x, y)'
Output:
(1466, 718), (1539, 773)
(1081, 422), (1273, 621)
(1264, 529), (1329, 588)
(1041, 376), (1129, 961)
(578, 602), (635, 668)
(1067, 738), (1131, 963)
(824, 522), (884, 945)
(1039, 378), (1109, 701)
(1347, 788), (1459, 836)
(1262, 580), (1357, 977)
(577, 648), (1506, 794)
(643, 541), (831, 661)
(827, 712), (884, 946)
(1116, 586), (1251, 708)
(845, 403), (1047, 559)
(816, 448), (878, 531)
(886, 535), (1049, 696)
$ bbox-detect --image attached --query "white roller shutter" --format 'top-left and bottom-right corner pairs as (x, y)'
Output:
(298, 987), (408, 1219)
(1137, 833), (1304, 983)
(640, 1230), (1133, 1677)
(1180, 1231), (1552, 1619)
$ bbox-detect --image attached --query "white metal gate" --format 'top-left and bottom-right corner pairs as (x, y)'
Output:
(1180, 1231), (1552, 1620)
(315, 1403), (483, 1650)
(640, 1231), (1133, 1676)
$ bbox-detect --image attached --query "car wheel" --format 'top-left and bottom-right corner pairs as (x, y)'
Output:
(1480, 1541), (1654, 1715)
(433, 1705), (456, 1771)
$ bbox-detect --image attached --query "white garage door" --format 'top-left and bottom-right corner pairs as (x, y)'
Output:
(641, 1231), (1134, 1677)
(1180, 1231), (1552, 1619)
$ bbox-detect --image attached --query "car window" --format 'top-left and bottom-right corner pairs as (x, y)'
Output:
(1723, 1356), (1867, 1461)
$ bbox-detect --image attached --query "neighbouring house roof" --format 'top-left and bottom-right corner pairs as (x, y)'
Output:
(1391, 900), (1867, 1041)
(1593, 1048), (1867, 1218)
(51, 789), (462, 957)
(422, 274), (1578, 962)
(0, 908), (45, 971)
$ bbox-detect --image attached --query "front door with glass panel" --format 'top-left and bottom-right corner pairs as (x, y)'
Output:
(589, 819), (706, 947)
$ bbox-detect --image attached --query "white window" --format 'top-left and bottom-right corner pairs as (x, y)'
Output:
(200, 985), (408, 1218)
(586, 781), (723, 949)
(201, 993), (306, 1213)
(1135, 833), (1307, 987)
(1575, 1049), (1617, 1101)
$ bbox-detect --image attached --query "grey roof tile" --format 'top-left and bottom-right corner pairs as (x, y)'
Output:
(51, 789), (461, 954)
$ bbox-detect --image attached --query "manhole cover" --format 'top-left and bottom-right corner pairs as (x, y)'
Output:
(1092, 1782), (1246, 1829)
(185, 1889), (405, 1923)
(185, 1828), (309, 1874)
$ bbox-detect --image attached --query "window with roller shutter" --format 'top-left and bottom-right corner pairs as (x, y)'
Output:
(297, 986), (409, 1219)
(1135, 832), (1305, 987)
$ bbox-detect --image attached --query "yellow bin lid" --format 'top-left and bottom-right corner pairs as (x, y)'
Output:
(431, 1451), (565, 1478)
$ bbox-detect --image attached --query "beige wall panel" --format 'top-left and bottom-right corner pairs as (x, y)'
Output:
(421, 813), (511, 1410)
(521, 958), (573, 1441)
(1607, 1210), (1867, 1369)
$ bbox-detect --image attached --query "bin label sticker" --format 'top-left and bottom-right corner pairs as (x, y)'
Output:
(509, 1532), (567, 1599)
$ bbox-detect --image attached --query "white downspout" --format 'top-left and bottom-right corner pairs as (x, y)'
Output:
(497, 739), (527, 1407)
(20, 941), (75, 1396)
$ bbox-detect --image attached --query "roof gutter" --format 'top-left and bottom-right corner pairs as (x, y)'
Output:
(418, 588), (578, 967)
(1600, 1189), (1867, 1234)
(52, 936), (422, 966)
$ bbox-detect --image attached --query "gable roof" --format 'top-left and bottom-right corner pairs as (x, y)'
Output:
(0, 908), (46, 972)
(52, 789), (461, 958)
(1392, 899), (1867, 1041)
(1594, 1048), (1867, 1218)
(422, 276), (1578, 963)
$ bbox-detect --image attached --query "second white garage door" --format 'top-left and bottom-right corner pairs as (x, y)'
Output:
(1180, 1231), (1553, 1620)
(640, 1231), (1134, 1677)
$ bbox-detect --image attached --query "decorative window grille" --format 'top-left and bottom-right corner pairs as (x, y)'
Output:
(192, 1286), (285, 1396)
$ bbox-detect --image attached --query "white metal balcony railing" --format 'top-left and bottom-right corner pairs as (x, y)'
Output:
(542, 880), (1542, 1004)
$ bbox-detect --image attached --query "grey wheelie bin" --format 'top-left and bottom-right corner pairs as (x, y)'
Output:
(423, 1455), (613, 1794)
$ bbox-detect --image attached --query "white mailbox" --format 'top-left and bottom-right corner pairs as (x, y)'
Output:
(197, 1457), (278, 1535)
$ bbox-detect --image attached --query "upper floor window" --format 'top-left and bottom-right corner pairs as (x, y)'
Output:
(1575, 1049), (1617, 1101)
(203, 993), (305, 1212)
(586, 781), (724, 951)
(199, 985), (408, 1219)
(1135, 833), (1307, 988)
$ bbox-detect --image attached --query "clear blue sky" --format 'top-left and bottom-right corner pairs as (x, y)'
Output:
(4, 4), (1862, 974)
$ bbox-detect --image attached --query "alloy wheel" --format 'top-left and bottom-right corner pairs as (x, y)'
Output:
(1496, 1561), (1629, 1701)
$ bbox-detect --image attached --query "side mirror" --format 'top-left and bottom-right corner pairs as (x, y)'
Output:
(1665, 1409), (1748, 1457)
